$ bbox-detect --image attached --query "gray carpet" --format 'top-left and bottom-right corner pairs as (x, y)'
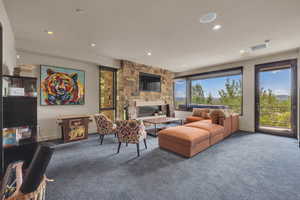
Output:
(46, 132), (300, 200)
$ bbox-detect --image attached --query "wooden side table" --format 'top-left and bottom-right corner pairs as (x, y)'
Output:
(57, 115), (92, 143)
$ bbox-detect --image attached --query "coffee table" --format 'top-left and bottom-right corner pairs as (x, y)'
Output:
(143, 117), (183, 137)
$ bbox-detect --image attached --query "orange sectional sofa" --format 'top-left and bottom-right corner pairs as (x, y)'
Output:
(158, 109), (239, 158)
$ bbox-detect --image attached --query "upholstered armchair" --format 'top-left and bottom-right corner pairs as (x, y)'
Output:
(94, 113), (116, 145)
(115, 120), (147, 156)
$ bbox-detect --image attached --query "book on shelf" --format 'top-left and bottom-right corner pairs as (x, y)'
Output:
(3, 126), (33, 147)
(3, 128), (18, 147)
(17, 126), (32, 139)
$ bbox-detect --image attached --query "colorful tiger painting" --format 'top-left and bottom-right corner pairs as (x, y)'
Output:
(41, 68), (84, 105)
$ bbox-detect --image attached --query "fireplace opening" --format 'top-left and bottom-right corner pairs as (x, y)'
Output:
(138, 105), (162, 117)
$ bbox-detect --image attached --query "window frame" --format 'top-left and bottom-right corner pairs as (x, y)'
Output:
(174, 66), (243, 115)
(99, 66), (118, 119)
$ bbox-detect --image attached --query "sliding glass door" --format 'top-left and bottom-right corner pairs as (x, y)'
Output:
(255, 59), (297, 137)
(99, 66), (117, 121)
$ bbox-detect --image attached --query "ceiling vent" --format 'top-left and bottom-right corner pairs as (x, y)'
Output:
(251, 40), (270, 51)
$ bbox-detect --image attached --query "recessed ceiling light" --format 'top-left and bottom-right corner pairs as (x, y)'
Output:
(16, 55), (20, 59)
(147, 52), (152, 56)
(45, 30), (54, 35)
(240, 50), (246, 54)
(212, 24), (222, 31)
(90, 43), (96, 47)
(199, 12), (217, 24)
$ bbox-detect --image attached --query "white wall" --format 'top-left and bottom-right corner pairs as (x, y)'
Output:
(17, 50), (118, 141)
(0, 0), (16, 74)
(176, 50), (300, 136)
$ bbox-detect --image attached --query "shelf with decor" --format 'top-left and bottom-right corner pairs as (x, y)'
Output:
(2, 75), (38, 171)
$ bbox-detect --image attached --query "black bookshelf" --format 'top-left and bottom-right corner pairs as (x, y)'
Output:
(0, 23), (3, 175)
(2, 75), (38, 171)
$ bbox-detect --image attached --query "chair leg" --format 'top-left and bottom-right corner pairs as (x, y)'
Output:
(143, 139), (147, 149)
(100, 135), (104, 145)
(114, 133), (117, 138)
(126, 142), (128, 147)
(117, 142), (122, 154)
(136, 143), (140, 157)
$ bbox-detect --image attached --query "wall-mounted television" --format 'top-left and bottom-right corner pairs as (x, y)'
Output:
(139, 73), (161, 92)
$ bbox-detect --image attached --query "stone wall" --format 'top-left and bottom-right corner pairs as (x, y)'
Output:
(117, 60), (175, 119)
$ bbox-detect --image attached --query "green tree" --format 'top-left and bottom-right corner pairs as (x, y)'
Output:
(218, 79), (242, 113)
(259, 87), (291, 128)
(192, 84), (206, 104)
(206, 92), (213, 104)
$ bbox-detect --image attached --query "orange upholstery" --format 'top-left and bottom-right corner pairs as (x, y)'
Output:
(158, 126), (210, 157)
(159, 126), (209, 145)
(185, 121), (225, 145)
(186, 116), (204, 123)
(222, 117), (232, 138)
(159, 111), (240, 158)
(185, 121), (224, 137)
(192, 108), (210, 118)
(231, 114), (239, 133)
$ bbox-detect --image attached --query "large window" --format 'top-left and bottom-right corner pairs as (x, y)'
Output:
(174, 79), (187, 110)
(174, 67), (243, 114)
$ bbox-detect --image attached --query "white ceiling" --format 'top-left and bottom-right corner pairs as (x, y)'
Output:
(4, 0), (300, 72)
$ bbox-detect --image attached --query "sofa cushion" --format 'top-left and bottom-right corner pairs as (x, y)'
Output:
(186, 116), (204, 123)
(209, 109), (226, 125)
(185, 121), (225, 137)
(192, 108), (210, 118)
(158, 126), (210, 146)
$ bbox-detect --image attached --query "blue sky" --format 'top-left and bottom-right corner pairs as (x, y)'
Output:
(260, 68), (291, 96)
(175, 68), (291, 98)
(191, 75), (241, 98)
(174, 80), (186, 98)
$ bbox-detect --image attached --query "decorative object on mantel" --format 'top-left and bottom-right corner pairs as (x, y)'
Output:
(57, 115), (92, 143)
(40, 65), (85, 105)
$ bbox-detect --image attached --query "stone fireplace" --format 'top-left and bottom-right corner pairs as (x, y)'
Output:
(117, 60), (175, 120)
(126, 100), (170, 119)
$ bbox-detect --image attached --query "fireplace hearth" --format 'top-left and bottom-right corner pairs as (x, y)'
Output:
(125, 100), (174, 119)
(137, 105), (162, 117)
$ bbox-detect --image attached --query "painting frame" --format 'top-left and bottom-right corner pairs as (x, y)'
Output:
(40, 65), (85, 106)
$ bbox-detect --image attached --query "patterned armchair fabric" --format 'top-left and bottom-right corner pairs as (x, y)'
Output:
(115, 120), (147, 144)
(94, 113), (116, 135)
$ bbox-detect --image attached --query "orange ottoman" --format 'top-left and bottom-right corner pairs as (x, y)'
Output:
(185, 121), (225, 145)
(158, 126), (210, 158)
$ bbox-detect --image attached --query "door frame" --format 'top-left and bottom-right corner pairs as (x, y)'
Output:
(255, 59), (298, 138)
(99, 66), (117, 120)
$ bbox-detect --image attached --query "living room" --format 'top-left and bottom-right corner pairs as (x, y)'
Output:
(1, 1), (300, 200)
